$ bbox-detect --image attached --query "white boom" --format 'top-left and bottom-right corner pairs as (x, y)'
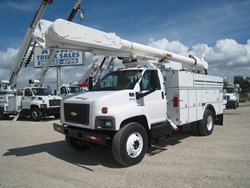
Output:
(34, 0), (83, 87)
(34, 18), (208, 72)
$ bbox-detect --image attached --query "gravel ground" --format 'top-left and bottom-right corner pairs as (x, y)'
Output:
(0, 105), (250, 188)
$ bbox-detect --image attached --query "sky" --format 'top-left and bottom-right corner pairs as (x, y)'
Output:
(0, 0), (250, 90)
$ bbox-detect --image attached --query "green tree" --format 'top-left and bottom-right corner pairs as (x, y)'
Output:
(234, 76), (250, 92)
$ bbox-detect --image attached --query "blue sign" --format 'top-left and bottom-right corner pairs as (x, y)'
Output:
(34, 47), (85, 68)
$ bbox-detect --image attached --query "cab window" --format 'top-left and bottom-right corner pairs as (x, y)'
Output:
(140, 70), (161, 91)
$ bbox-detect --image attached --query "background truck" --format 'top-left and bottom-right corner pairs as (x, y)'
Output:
(33, 18), (224, 166)
(0, 80), (61, 121)
(59, 84), (83, 96)
(20, 85), (61, 121)
(224, 85), (240, 109)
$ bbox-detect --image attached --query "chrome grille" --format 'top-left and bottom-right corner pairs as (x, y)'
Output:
(49, 99), (61, 106)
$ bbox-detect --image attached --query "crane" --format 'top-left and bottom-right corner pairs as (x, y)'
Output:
(33, 18), (208, 74)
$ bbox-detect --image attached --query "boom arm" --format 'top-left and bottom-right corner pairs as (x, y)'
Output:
(34, 18), (208, 72)
(8, 0), (52, 88)
(34, 0), (83, 87)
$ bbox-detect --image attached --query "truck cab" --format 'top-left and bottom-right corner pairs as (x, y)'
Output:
(60, 67), (166, 132)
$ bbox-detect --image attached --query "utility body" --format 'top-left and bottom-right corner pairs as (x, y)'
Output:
(33, 18), (224, 166)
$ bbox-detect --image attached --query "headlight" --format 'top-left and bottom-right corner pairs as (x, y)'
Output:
(95, 116), (115, 129)
(104, 120), (113, 128)
(97, 120), (113, 128)
(40, 104), (47, 108)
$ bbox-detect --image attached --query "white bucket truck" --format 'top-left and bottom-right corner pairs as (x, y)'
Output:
(33, 19), (224, 166)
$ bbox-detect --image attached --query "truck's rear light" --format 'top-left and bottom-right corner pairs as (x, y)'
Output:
(172, 96), (180, 107)
(102, 107), (108, 114)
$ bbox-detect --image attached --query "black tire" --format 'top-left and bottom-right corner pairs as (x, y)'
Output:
(30, 107), (42, 121)
(65, 136), (90, 151)
(112, 122), (148, 166)
(198, 109), (214, 136)
(191, 122), (201, 135)
(54, 114), (60, 119)
(233, 102), (237, 109)
(0, 108), (5, 120)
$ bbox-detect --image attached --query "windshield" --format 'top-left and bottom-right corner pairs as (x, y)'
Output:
(69, 86), (83, 93)
(31, 88), (50, 96)
(226, 88), (235, 93)
(91, 70), (142, 91)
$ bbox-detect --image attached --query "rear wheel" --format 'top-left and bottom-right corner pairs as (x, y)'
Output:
(112, 122), (148, 166)
(191, 122), (200, 135)
(65, 136), (90, 150)
(198, 109), (214, 136)
(0, 108), (5, 120)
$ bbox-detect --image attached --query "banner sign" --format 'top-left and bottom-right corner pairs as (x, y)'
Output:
(34, 47), (85, 68)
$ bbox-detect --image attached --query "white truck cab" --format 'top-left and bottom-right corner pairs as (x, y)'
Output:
(59, 84), (83, 96)
(224, 85), (239, 109)
(21, 87), (62, 121)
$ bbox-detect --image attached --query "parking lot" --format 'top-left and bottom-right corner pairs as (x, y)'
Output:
(1, 105), (250, 188)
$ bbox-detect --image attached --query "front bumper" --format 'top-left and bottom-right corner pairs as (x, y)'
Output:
(226, 100), (237, 108)
(53, 123), (112, 146)
(41, 107), (60, 115)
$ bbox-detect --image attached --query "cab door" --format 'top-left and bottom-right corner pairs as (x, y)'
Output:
(21, 88), (32, 109)
(138, 70), (166, 124)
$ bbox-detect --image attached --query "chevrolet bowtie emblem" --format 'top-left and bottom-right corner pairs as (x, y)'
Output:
(70, 111), (77, 116)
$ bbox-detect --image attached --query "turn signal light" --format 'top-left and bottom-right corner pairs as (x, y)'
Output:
(101, 107), (108, 114)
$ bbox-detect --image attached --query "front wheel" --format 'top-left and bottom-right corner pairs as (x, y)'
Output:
(30, 107), (42, 121)
(112, 122), (148, 166)
(198, 109), (214, 136)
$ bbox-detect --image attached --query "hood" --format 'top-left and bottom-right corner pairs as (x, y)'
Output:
(63, 90), (133, 103)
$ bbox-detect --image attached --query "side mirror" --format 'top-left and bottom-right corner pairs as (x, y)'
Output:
(88, 76), (93, 90)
